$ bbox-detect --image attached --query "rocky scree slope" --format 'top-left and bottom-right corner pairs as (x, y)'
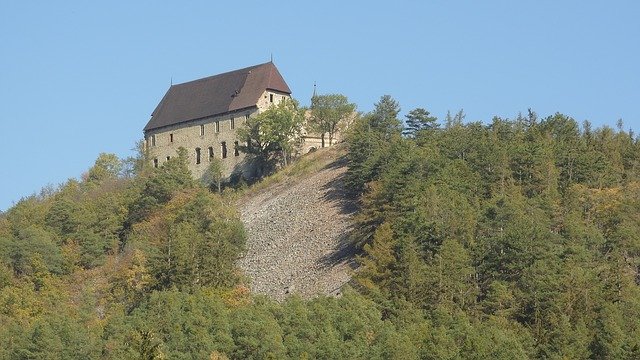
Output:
(236, 147), (357, 300)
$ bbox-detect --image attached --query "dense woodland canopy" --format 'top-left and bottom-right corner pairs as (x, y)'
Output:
(1, 95), (639, 359)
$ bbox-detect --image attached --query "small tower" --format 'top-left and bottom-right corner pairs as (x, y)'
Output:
(311, 82), (317, 109)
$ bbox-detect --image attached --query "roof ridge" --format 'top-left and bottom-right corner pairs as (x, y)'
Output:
(144, 62), (290, 132)
(172, 62), (272, 87)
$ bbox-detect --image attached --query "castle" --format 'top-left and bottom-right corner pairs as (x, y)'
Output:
(143, 62), (293, 180)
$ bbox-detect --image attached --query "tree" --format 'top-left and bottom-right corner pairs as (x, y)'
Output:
(356, 222), (397, 299)
(345, 95), (403, 193)
(125, 290), (234, 359)
(309, 94), (356, 147)
(203, 158), (224, 194)
(444, 109), (466, 128)
(108, 249), (151, 313)
(0, 226), (64, 276)
(403, 108), (438, 137)
(45, 196), (80, 237)
(427, 238), (477, 310)
(237, 99), (304, 177)
(85, 153), (123, 184)
(126, 147), (195, 225)
(133, 190), (245, 291)
(371, 95), (401, 132)
(123, 139), (151, 178)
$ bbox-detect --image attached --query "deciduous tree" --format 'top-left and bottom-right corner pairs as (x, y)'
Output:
(309, 93), (356, 147)
(237, 99), (304, 177)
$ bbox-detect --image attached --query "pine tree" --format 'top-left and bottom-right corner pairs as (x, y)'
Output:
(403, 108), (438, 138)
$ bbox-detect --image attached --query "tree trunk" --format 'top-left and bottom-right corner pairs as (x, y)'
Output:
(321, 133), (325, 148)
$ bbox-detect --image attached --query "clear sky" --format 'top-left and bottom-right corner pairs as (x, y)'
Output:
(1, 1), (638, 211)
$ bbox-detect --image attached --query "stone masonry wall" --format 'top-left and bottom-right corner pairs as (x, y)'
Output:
(145, 90), (291, 181)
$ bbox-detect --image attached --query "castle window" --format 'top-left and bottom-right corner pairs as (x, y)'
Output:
(153, 158), (158, 168)
(195, 148), (201, 164)
(200, 124), (205, 136)
(166, 156), (170, 161)
(221, 142), (227, 159)
(215, 121), (220, 133)
(269, 93), (274, 103)
(245, 114), (250, 121)
(234, 141), (239, 156)
(231, 117), (235, 130)
(169, 133), (173, 142)
(151, 134), (156, 146)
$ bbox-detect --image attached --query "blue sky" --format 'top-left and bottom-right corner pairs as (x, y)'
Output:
(1, 1), (638, 210)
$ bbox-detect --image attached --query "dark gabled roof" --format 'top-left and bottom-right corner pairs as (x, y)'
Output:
(144, 62), (291, 132)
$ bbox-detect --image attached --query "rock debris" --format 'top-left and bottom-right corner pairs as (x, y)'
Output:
(237, 157), (356, 301)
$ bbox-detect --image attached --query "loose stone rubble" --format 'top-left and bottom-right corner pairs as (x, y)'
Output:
(237, 157), (356, 300)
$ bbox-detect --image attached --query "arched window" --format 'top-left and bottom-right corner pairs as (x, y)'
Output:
(208, 146), (214, 160)
(195, 148), (201, 164)
(221, 142), (227, 159)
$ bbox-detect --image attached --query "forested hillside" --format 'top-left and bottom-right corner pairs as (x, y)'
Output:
(347, 97), (640, 359)
(1, 95), (639, 359)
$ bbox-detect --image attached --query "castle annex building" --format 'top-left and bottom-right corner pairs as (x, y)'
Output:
(143, 62), (292, 179)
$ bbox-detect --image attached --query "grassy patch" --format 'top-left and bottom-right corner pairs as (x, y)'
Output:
(228, 144), (346, 202)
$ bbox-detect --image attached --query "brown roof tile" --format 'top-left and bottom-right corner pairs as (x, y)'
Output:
(144, 62), (291, 132)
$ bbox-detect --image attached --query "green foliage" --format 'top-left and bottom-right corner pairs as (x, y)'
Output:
(202, 157), (224, 193)
(127, 147), (195, 225)
(0, 226), (64, 277)
(45, 196), (80, 236)
(132, 189), (245, 291)
(403, 107), (438, 137)
(345, 95), (403, 193)
(85, 153), (123, 184)
(371, 95), (401, 132)
(237, 99), (305, 177)
(355, 222), (397, 301)
(1, 104), (640, 359)
(230, 299), (286, 359)
(309, 93), (356, 147)
(123, 290), (234, 359)
(123, 139), (152, 178)
(348, 105), (640, 357)
(108, 249), (151, 313)
(425, 238), (478, 310)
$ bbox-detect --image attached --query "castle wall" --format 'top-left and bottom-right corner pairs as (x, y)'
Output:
(144, 90), (291, 181)
(300, 135), (340, 154)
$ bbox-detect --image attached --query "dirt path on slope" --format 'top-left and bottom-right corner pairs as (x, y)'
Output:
(236, 156), (357, 301)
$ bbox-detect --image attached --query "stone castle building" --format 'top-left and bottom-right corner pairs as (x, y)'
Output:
(143, 62), (292, 180)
